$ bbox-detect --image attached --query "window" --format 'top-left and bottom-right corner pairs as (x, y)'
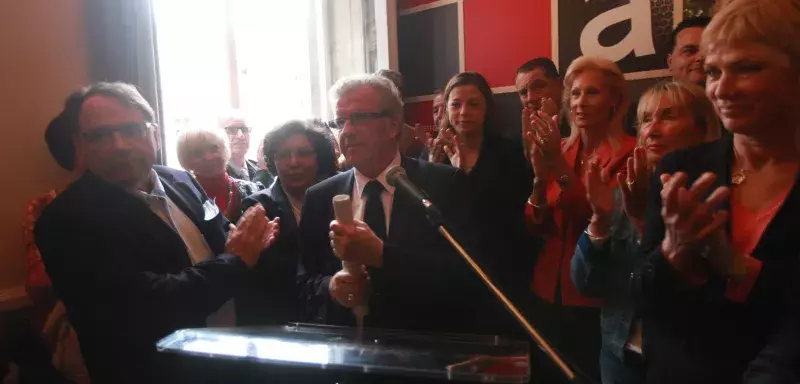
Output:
(153, 0), (384, 168)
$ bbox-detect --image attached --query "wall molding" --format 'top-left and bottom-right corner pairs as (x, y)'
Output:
(404, 85), (517, 103)
(398, 0), (458, 16)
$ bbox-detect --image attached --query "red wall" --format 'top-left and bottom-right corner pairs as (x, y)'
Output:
(462, 0), (552, 88)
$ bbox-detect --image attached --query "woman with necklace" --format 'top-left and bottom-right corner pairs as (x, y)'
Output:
(177, 127), (263, 223)
(240, 119), (338, 326)
(636, 0), (800, 382)
(428, 72), (535, 316)
(524, 57), (636, 381)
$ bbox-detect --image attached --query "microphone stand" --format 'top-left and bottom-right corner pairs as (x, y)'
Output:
(419, 200), (578, 383)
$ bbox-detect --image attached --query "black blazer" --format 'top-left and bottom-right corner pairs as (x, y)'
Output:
(637, 135), (800, 383)
(227, 158), (268, 183)
(297, 156), (514, 335)
(467, 135), (535, 300)
(34, 166), (250, 384)
(239, 179), (305, 326)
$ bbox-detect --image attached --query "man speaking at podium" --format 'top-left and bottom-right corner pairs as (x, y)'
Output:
(298, 74), (507, 335)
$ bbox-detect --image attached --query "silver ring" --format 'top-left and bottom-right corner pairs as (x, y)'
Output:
(347, 293), (355, 301)
(627, 180), (635, 189)
(540, 138), (548, 145)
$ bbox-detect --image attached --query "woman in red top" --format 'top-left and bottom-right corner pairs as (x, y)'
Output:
(524, 56), (636, 380)
(177, 127), (263, 222)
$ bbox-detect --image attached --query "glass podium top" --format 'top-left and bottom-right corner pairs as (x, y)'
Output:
(157, 323), (530, 383)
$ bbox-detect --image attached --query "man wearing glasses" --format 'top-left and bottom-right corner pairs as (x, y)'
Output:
(297, 75), (512, 337)
(219, 111), (271, 184)
(34, 82), (279, 383)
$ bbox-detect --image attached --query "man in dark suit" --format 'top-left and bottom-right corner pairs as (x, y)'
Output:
(34, 82), (279, 383)
(298, 74), (513, 336)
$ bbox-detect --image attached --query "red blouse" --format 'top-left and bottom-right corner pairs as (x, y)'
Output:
(525, 135), (637, 307)
(196, 173), (237, 217)
(666, 186), (791, 302)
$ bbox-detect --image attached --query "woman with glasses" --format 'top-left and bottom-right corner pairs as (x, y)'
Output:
(239, 119), (338, 325)
(177, 127), (263, 222)
(428, 72), (535, 316)
(571, 81), (721, 384)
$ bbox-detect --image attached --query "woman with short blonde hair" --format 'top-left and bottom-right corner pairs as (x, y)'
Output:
(636, 0), (800, 382)
(636, 80), (721, 144)
(573, 80), (721, 383)
(524, 56), (637, 380)
(177, 127), (263, 222)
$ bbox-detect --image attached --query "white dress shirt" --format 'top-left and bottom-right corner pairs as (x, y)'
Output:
(352, 152), (401, 232)
(139, 170), (235, 327)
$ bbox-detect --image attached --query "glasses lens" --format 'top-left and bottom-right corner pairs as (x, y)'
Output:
(226, 126), (250, 135)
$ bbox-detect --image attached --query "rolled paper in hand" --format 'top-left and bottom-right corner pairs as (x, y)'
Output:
(332, 195), (369, 323)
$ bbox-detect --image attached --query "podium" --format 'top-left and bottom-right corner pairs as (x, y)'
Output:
(156, 323), (530, 383)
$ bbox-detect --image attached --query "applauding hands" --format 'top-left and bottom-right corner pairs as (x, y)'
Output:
(225, 204), (280, 268)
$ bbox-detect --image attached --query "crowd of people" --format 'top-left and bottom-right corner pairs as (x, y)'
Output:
(12, 0), (800, 383)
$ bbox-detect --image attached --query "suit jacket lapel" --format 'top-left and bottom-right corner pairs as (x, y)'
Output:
(158, 173), (205, 227)
(268, 180), (298, 234)
(339, 169), (355, 197)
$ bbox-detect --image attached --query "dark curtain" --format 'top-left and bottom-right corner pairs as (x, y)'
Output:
(84, 0), (166, 164)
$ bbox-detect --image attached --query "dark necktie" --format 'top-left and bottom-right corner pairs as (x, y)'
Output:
(363, 180), (387, 240)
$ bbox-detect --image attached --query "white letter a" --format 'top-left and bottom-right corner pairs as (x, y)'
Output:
(579, 0), (655, 62)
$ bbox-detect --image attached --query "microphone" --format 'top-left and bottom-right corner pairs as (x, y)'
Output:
(385, 165), (579, 382)
(385, 165), (444, 226)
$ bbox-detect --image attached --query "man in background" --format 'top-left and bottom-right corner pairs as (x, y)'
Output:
(515, 57), (569, 143)
(667, 16), (711, 86)
(220, 110), (273, 184)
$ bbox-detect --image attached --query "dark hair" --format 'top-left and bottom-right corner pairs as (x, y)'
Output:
(60, 82), (156, 136)
(516, 57), (560, 78)
(262, 119), (338, 180)
(44, 91), (84, 171)
(443, 72), (497, 135)
(669, 16), (711, 52)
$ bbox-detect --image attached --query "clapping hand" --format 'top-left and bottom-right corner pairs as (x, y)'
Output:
(659, 172), (730, 269)
(586, 160), (614, 237)
(617, 147), (649, 232)
(531, 110), (562, 163)
(225, 205), (280, 268)
(428, 118), (455, 164)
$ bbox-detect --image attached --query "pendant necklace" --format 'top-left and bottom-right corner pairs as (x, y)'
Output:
(732, 146), (748, 185)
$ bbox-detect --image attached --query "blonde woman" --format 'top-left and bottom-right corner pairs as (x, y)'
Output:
(637, 0), (800, 382)
(572, 81), (720, 384)
(177, 127), (263, 222)
(524, 56), (637, 380)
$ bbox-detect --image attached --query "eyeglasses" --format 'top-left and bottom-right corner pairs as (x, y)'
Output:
(225, 125), (252, 135)
(326, 111), (390, 129)
(274, 148), (316, 162)
(81, 122), (152, 144)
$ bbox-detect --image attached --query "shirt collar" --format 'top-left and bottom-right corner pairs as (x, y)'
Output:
(354, 151), (401, 199)
(228, 161), (249, 178)
(139, 169), (167, 199)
